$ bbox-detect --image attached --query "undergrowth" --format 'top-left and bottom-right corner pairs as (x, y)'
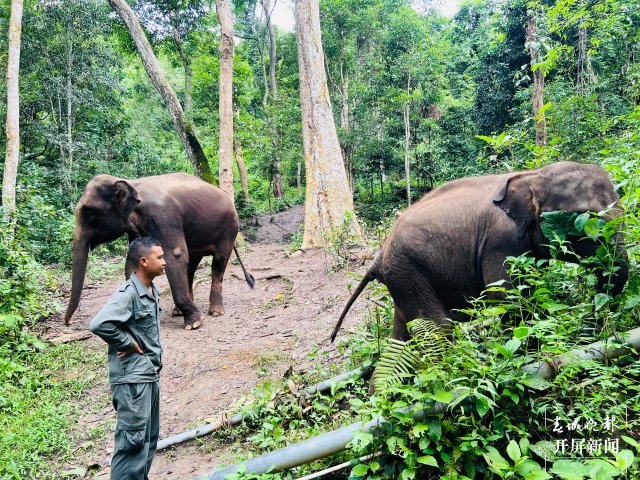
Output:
(213, 154), (640, 479)
(0, 231), (104, 479)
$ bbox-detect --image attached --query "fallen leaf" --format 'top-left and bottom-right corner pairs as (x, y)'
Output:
(288, 379), (299, 396)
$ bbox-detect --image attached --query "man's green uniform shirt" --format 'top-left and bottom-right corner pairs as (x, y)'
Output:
(90, 272), (163, 385)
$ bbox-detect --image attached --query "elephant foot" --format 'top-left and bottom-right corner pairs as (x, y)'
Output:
(208, 306), (225, 317)
(184, 320), (202, 330)
(183, 312), (203, 331)
(172, 306), (183, 317)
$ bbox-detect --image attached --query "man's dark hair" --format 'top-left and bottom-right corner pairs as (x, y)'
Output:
(127, 237), (162, 269)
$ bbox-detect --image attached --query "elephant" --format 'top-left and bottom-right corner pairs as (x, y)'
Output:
(64, 172), (255, 330)
(331, 161), (628, 343)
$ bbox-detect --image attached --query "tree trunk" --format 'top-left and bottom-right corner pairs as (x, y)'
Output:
(374, 106), (385, 197)
(576, 19), (597, 95)
(65, 37), (74, 196)
(295, 0), (362, 248)
(297, 161), (302, 194)
(404, 74), (411, 206)
(173, 26), (193, 116)
(526, 10), (547, 147)
(217, 0), (235, 203)
(270, 120), (283, 198)
(235, 142), (249, 201)
(273, 159), (283, 198)
(255, 17), (269, 107)
(262, 0), (277, 99)
(2, 0), (23, 226)
(339, 50), (353, 194)
(108, 0), (215, 184)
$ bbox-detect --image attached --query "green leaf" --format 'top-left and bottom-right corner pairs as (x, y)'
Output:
(519, 437), (531, 456)
(529, 441), (556, 462)
(419, 436), (430, 451)
(540, 211), (581, 240)
(476, 396), (490, 418)
(400, 467), (415, 480)
(350, 431), (374, 451)
(584, 217), (606, 240)
(505, 338), (522, 353)
(574, 212), (591, 232)
(428, 390), (454, 403)
(427, 419), (442, 441)
(417, 455), (438, 467)
(483, 446), (511, 471)
(543, 301), (570, 313)
(369, 462), (381, 472)
(517, 458), (544, 476)
(525, 471), (552, 480)
(584, 459), (619, 480)
(507, 440), (521, 462)
(495, 344), (514, 358)
(550, 460), (589, 479)
(386, 436), (397, 452)
(623, 295), (640, 310)
(352, 464), (370, 477)
(621, 435), (639, 449)
(520, 375), (551, 391)
(594, 293), (609, 311)
(412, 423), (429, 437)
(614, 450), (634, 471)
(513, 326), (530, 339)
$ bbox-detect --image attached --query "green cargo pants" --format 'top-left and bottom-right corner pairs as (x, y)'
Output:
(110, 381), (160, 480)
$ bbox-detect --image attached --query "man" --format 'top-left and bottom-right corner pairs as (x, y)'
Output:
(90, 237), (166, 480)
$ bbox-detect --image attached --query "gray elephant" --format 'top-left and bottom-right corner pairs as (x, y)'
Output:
(331, 161), (628, 342)
(64, 173), (255, 330)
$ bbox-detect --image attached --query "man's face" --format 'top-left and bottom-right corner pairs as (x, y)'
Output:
(140, 246), (166, 277)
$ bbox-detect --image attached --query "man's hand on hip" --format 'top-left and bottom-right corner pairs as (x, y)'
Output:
(117, 341), (144, 359)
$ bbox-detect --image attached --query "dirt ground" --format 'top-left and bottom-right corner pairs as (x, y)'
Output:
(45, 205), (372, 479)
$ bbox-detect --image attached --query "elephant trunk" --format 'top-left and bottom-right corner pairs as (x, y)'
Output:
(64, 233), (90, 325)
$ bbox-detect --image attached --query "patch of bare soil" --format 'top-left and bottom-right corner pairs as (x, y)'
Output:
(46, 206), (371, 479)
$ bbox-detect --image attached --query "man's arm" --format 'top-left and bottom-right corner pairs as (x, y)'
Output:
(89, 290), (137, 352)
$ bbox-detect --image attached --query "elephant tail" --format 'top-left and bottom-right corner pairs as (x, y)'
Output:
(234, 245), (256, 289)
(330, 255), (381, 342)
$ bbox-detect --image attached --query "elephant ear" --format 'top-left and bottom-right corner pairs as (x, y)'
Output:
(493, 172), (540, 239)
(113, 180), (141, 217)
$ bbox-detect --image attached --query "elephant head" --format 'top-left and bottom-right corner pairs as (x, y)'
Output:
(64, 175), (140, 325)
(494, 161), (628, 296)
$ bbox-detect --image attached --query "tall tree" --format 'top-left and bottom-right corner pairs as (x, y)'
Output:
(262, 0), (277, 99)
(216, 0), (235, 201)
(295, 0), (361, 248)
(107, 0), (216, 184)
(2, 0), (23, 226)
(526, 7), (547, 146)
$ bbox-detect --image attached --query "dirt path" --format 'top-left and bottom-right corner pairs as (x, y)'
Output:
(47, 206), (370, 479)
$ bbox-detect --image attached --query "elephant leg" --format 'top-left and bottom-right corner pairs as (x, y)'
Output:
(208, 242), (233, 317)
(369, 285), (450, 395)
(389, 276), (451, 341)
(391, 306), (411, 342)
(171, 254), (203, 317)
(164, 244), (203, 328)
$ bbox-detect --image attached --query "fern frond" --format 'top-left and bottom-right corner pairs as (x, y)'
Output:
(374, 338), (419, 393)
(374, 318), (451, 394)
(409, 318), (451, 366)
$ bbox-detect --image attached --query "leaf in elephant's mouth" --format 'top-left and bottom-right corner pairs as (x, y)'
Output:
(540, 210), (586, 240)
